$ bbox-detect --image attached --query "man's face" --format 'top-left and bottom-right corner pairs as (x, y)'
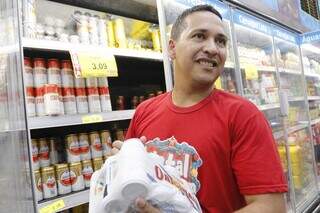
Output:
(169, 11), (227, 88)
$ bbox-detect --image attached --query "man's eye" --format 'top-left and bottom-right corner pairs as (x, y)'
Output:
(216, 38), (227, 46)
(193, 33), (205, 39)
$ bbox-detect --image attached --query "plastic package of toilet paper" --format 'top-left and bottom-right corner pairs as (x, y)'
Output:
(89, 138), (202, 213)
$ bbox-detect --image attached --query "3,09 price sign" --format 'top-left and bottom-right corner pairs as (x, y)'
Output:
(70, 50), (118, 78)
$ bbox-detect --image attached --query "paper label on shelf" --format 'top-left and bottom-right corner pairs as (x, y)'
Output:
(82, 114), (103, 124)
(70, 50), (118, 78)
(244, 64), (258, 80)
(39, 199), (65, 213)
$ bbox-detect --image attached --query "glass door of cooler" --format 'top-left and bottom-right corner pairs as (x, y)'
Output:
(157, 0), (238, 94)
(274, 34), (318, 212)
(301, 31), (320, 189)
(231, 10), (292, 211)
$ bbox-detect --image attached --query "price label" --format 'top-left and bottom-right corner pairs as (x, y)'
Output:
(82, 114), (103, 124)
(244, 64), (259, 80)
(70, 50), (118, 78)
(39, 200), (65, 213)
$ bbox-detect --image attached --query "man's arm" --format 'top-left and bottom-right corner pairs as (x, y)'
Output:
(234, 193), (286, 213)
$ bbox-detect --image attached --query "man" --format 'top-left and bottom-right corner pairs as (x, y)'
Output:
(112, 4), (288, 213)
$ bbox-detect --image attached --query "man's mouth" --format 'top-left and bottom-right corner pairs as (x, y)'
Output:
(197, 59), (218, 68)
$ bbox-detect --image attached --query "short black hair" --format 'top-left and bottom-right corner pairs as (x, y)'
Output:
(170, 4), (223, 41)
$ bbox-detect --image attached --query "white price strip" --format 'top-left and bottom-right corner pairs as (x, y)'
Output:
(70, 50), (118, 78)
(39, 200), (65, 213)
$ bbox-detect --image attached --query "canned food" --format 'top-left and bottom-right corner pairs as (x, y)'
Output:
(93, 157), (103, 171)
(87, 87), (101, 113)
(98, 77), (108, 87)
(24, 57), (34, 87)
(54, 164), (72, 195)
(78, 133), (91, 161)
(114, 18), (127, 48)
(41, 166), (58, 199)
(35, 87), (45, 116)
(107, 20), (116, 48)
(69, 162), (85, 191)
(61, 60), (74, 88)
(100, 130), (112, 157)
(81, 160), (93, 188)
(116, 96), (125, 110)
(85, 78), (98, 88)
(26, 87), (36, 117)
(75, 88), (89, 114)
(44, 84), (60, 115)
(151, 28), (161, 52)
(156, 90), (163, 96)
(31, 139), (39, 170)
(65, 134), (81, 163)
(23, 0), (36, 38)
(131, 96), (139, 109)
(33, 58), (47, 88)
(98, 18), (108, 46)
(62, 87), (77, 115)
(139, 95), (145, 104)
(34, 170), (43, 201)
(115, 129), (125, 141)
(39, 138), (50, 167)
(48, 138), (58, 164)
(74, 77), (85, 88)
(99, 86), (112, 112)
(58, 87), (65, 115)
(148, 93), (155, 99)
(47, 59), (61, 87)
(89, 131), (103, 158)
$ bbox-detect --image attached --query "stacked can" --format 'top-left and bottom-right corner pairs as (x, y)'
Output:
(69, 162), (85, 191)
(41, 166), (58, 199)
(61, 60), (77, 115)
(93, 157), (103, 171)
(65, 134), (81, 163)
(24, 57), (36, 117)
(76, 11), (90, 45)
(86, 78), (101, 113)
(113, 18), (127, 49)
(89, 131), (103, 158)
(31, 139), (39, 170)
(100, 130), (113, 158)
(54, 163), (72, 195)
(82, 160), (94, 188)
(39, 138), (50, 168)
(34, 169), (43, 201)
(74, 72), (88, 114)
(33, 58), (47, 116)
(88, 15), (99, 45)
(47, 59), (64, 114)
(98, 77), (112, 112)
(78, 133), (91, 160)
(98, 17), (108, 46)
(43, 84), (60, 115)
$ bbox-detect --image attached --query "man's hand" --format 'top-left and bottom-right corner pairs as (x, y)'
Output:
(111, 136), (147, 155)
(135, 197), (161, 213)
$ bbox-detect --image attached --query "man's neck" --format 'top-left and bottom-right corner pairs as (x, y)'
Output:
(172, 85), (214, 107)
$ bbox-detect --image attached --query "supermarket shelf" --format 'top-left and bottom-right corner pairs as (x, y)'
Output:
(288, 97), (305, 102)
(288, 123), (308, 134)
(22, 38), (163, 61)
(258, 103), (280, 111)
(279, 68), (301, 75)
(297, 184), (319, 213)
(308, 96), (320, 101)
(305, 73), (320, 78)
(240, 65), (276, 72)
(38, 189), (89, 212)
(28, 110), (135, 129)
(311, 118), (320, 125)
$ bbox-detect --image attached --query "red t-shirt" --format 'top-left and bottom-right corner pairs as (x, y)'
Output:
(126, 89), (288, 212)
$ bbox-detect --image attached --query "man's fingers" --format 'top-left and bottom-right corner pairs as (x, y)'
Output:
(140, 136), (147, 143)
(112, 140), (123, 149)
(135, 197), (160, 213)
(110, 147), (119, 155)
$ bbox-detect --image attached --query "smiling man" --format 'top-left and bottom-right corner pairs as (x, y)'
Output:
(118, 4), (288, 213)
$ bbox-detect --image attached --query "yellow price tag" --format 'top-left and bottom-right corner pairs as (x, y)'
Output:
(244, 64), (259, 80)
(214, 76), (222, 89)
(39, 200), (65, 213)
(82, 114), (103, 124)
(70, 50), (118, 78)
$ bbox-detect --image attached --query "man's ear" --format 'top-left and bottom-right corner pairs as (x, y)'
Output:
(168, 39), (176, 60)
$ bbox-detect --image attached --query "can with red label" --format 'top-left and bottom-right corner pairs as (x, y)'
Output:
(26, 87), (36, 117)
(61, 60), (74, 87)
(87, 87), (101, 113)
(69, 162), (85, 191)
(75, 88), (88, 114)
(41, 166), (58, 199)
(33, 58), (47, 87)
(55, 164), (72, 195)
(34, 169), (43, 201)
(47, 59), (61, 87)
(44, 84), (61, 115)
(100, 130), (112, 157)
(58, 87), (65, 115)
(74, 77), (85, 88)
(116, 96), (125, 110)
(78, 133), (91, 160)
(39, 138), (50, 167)
(65, 134), (81, 163)
(81, 160), (93, 188)
(99, 86), (112, 112)
(115, 129), (125, 141)
(32, 139), (39, 170)
(89, 131), (103, 158)
(93, 157), (103, 171)
(35, 87), (46, 116)
(24, 57), (34, 87)
(98, 77), (108, 87)
(131, 96), (139, 109)
(62, 87), (77, 115)
(85, 77), (98, 88)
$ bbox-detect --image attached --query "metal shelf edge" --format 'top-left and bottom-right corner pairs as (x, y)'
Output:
(28, 110), (135, 129)
(38, 189), (89, 211)
(288, 124), (308, 134)
(258, 103), (280, 111)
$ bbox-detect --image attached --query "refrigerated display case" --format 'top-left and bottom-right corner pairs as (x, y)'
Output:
(301, 31), (320, 189)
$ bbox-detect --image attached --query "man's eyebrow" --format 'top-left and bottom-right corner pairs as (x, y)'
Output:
(216, 33), (228, 40)
(189, 29), (228, 38)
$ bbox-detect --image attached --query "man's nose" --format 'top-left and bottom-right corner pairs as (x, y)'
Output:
(203, 39), (218, 55)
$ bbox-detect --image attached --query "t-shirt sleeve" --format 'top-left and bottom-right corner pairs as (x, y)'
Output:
(125, 112), (138, 139)
(231, 107), (288, 195)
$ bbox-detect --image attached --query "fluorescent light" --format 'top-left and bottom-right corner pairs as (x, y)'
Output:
(302, 43), (320, 54)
